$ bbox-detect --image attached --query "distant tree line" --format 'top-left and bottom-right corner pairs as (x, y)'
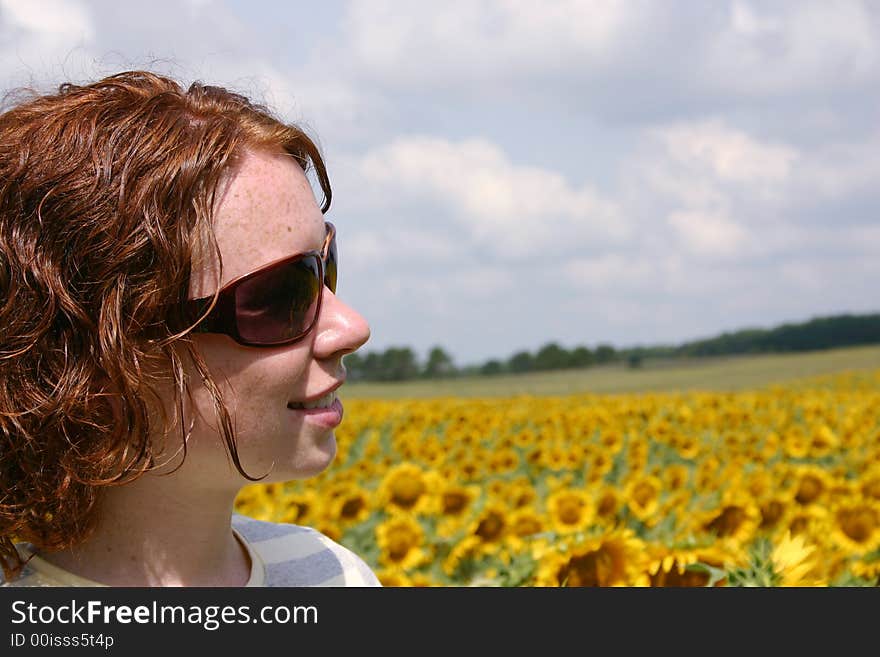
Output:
(343, 313), (880, 382)
(674, 313), (880, 357)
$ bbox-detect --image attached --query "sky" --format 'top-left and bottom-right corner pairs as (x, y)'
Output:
(1, 0), (878, 366)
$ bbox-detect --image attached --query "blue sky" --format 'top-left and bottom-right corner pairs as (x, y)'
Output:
(2, 0), (878, 366)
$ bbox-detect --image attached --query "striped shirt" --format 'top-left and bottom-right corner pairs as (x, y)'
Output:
(2, 514), (381, 587)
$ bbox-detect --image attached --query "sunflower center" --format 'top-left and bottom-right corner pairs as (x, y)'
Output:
(795, 476), (823, 505)
(512, 488), (536, 508)
(557, 497), (585, 525)
(597, 493), (618, 518)
(475, 511), (505, 542)
(387, 527), (418, 561)
(340, 497), (364, 519)
(390, 477), (425, 508)
(289, 501), (310, 521)
(632, 483), (657, 509)
(705, 506), (746, 537)
(760, 500), (785, 529)
(442, 491), (469, 515)
(667, 469), (687, 490)
(559, 549), (616, 587)
(862, 479), (880, 500)
(650, 565), (710, 587)
(838, 508), (878, 543)
(512, 516), (542, 537)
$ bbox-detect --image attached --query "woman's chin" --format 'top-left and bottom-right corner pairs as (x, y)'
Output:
(259, 437), (338, 483)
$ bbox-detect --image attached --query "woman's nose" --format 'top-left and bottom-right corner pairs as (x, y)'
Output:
(312, 288), (371, 360)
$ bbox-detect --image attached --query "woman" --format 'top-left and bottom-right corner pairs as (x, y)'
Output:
(0, 70), (380, 586)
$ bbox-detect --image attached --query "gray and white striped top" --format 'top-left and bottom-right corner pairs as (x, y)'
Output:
(2, 513), (381, 587)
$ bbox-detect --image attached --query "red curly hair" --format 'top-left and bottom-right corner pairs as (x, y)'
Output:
(0, 70), (331, 579)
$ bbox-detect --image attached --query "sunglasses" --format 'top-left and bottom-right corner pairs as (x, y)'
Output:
(185, 222), (337, 347)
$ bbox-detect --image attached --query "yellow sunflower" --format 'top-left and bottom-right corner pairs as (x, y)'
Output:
(623, 474), (663, 526)
(771, 531), (826, 586)
(661, 463), (691, 493)
(673, 432), (701, 461)
(647, 541), (732, 587)
(784, 504), (831, 544)
(375, 568), (413, 587)
(593, 486), (623, 527)
(408, 572), (438, 587)
(377, 462), (440, 515)
(438, 481), (480, 519)
(504, 477), (539, 509)
(564, 445), (587, 470)
(808, 423), (839, 458)
(330, 483), (373, 526)
(692, 492), (761, 548)
(585, 448), (615, 485)
(787, 464), (834, 507)
(505, 506), (548, 553)
(456, 455), (486, 482)
(626, 440), (650, 473)
(859, 469), (880, 502)
(442, 535), (482, 577)
(758, 494), (794, 533)
(376, 513), (427, 570)
(829, 497), (880, 556)
(278, 488), (319, 525)
(783, 426), (809, 458)
(234, 483), (276, 521)
(315, 520), (343, 543)
(757, 430), (781, 461)
(488, 447), (521, 475)
(597, 428), (625, 455)
(542, 444), (570, 472)
(417, 436), (448, 468)
(465, 502), (510, 555)
(512, 427), (537, 449)
(693, 456), (723, 494)
(850, 555), (880, 583)
(546, 488), (595, 535)
(743, 468), (775, 502)
(535, 529), (649, 587)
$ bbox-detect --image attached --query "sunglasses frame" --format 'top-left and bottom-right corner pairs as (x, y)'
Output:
(186, 221), (336, 347)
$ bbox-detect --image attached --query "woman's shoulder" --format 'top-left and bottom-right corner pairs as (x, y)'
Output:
(1, 561), (43, 587)
(0, 544), (70, 587)
(232, 513), (381, 587)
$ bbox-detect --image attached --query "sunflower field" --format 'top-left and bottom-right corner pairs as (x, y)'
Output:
(234, 369), (880, 586)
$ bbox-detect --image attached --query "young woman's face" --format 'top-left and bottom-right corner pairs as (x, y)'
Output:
(160, 148), (370, 490)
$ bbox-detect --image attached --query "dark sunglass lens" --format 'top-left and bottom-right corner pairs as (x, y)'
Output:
(325, 234), (337, 293)
(234, 256), (321, 343)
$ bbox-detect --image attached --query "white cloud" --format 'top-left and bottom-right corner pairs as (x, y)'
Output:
(0, 0), (96, 87)
(564, 254), (656, 291)
(335, 1), (880, 117)
(794, 132), (880, 201)
(345, 228), (460, 269)
(354, 136), (628, 257)
(730, 1), (780, 37)
(667, 210), (750, 259)
(707, 0), (880, 95)
(631, 119), (803, 263)
(652, 120), (798, 187)
(342, 0), (636, 85)
(0, 0), (93, 41)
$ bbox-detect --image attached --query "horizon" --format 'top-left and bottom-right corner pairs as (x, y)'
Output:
(354, 309), (880, 368)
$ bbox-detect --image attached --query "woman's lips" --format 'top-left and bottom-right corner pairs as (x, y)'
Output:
(287, 397), (343, 429)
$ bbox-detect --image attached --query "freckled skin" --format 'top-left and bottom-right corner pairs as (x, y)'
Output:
(161, 148), (371, 490)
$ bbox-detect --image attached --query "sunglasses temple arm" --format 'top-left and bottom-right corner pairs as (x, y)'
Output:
(187, 298), (225, 334)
